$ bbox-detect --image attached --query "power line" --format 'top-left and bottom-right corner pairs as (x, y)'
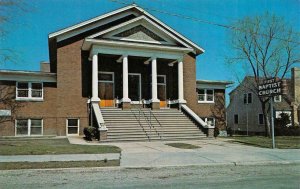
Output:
(108, 0), (300, 45)
(150, 0), (300, 36)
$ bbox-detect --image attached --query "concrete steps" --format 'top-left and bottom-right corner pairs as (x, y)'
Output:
(101, 107), (206, 142)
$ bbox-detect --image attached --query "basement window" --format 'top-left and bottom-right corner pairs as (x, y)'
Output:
(15, 119), (43, 136)
(204, 117), (215, 127)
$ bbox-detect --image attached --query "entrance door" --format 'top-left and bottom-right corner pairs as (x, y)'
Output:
(128, 73), (141, 102)
(99, 72), (114, 107)
(157, 75), (167, 108)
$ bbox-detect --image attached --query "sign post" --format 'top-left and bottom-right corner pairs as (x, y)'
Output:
(270, 97), (275, 149)
(258, 77), (282, 149)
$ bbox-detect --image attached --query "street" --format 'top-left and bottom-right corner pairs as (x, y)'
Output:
(1, 164), (299, 189)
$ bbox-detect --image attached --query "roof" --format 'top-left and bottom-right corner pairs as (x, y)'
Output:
(197, 80), (234, 85)
(48, 4), (204, 55)
(196, 79), (234, 90)
(0, 70), (57, 83)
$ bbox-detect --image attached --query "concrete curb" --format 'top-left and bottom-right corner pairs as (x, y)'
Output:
(1, 160), (299, 172)
(0, 153), (120, 163)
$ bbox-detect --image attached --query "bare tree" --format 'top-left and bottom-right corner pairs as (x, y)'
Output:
(0, 0), (27, 64)
(0, 1), (27, 123)
(228, 13), (300, 137)
(211, 92), (226, 131)
(0, 84), (22, 124)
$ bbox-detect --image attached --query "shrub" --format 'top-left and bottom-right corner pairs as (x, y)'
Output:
(214, 127), (220, 137)
(275, 126), (300, 136)
(83, 126), (96, 141)
(227, 127), (233, 137)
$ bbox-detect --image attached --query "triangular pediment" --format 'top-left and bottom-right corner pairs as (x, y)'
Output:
(49, 4), (204, 57)
(113, 25), (166, 42)
(88, 16), (186, 46)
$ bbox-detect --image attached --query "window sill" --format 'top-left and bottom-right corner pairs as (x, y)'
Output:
(198, 101), (215, 104)
(16, 98), (44, 102)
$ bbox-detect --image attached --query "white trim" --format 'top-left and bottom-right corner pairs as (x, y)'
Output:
(204, 117), (215, 127)
(181, 104), (211, 128)
(129, 73), (142, 102)
(197, 84), (227, 90)
(0, 71), (56, 82)
(89, 15), (186, 47)
(48, 4), (204, 54)
(98, 71), (115, 99)
(197, 88), (214, 103)
(15, 119), (43, 136)
(49, 5), (137, 38)
(85, 39), (191, 59)
(134, 6), (205, 54)
(274, 95), (282, 102)
(157, 75), (167, 102)
(16, 82), (44, 101)
(157, 75), (166, 85)
(66, 118), (80, 136)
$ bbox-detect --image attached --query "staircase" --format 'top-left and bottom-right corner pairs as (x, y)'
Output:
(101, 108), (206, 142)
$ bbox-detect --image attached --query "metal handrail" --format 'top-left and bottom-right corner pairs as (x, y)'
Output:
(147, 109), (163, 139)
(131, 108), (150, 141)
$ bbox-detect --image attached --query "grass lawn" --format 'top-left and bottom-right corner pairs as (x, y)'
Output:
(0, 160), (120, 170)
(0, 138), (121, 155)
(229, 136), (300, 149)
(165, 143), (200, 149)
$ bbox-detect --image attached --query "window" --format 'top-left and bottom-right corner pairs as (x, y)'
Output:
(274, 95), (281, 102)
(197, 89), (214, 103)
(234, 114), (239, 124)
(157, 75), (166, 84)
(99, 72), (113, 82)
(16, 82), (43, 100)
(247, 93), (252, 104)
(15, 119), (43, 136)
(203, 117), (215, 127)
(67, 119), (79, 135)
(244, 93), (247, 104)
(258, 114), (264, 125)
(244, 93), (252, 104)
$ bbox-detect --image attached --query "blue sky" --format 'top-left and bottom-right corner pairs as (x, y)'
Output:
(1, 0), (299, 92)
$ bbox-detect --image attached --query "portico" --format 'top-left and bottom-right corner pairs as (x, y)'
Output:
(85, 40), (189, 109)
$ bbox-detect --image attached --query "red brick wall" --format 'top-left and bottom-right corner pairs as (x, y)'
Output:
(183, 54), (227, 130)
(56, 39), (89, 135)
(0, 81), (58, 136)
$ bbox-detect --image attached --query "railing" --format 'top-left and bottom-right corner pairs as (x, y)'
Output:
(131, 103), (163, 140)
(145, 109), (163, 140)
(141, 108), (162, 140)
(131, 107), (150, 141)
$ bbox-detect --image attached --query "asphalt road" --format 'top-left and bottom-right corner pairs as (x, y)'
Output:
(1, 164), (299, 189)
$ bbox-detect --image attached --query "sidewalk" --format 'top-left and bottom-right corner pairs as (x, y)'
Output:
(1, 137), (299, 168)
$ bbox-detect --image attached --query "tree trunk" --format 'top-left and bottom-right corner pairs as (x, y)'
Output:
(261, 102), (271, 137)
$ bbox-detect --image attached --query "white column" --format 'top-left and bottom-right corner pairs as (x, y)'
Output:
(178, 60), (186, 103)
(151, 57), (159, 102)
(122, 55), (131, 102)
(91, 54), (100, 102)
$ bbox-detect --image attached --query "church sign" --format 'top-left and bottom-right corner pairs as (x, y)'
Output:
(258, 78), (282, 97)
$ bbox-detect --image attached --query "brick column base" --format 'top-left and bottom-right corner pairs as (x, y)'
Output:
(151, 102), (160, 110)
(207, 128), (214, 138)
(122, 102), (131, 109)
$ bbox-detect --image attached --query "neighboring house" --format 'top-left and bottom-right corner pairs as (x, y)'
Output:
(227, 68), (300, 135)
(0, 4), (230, 140)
